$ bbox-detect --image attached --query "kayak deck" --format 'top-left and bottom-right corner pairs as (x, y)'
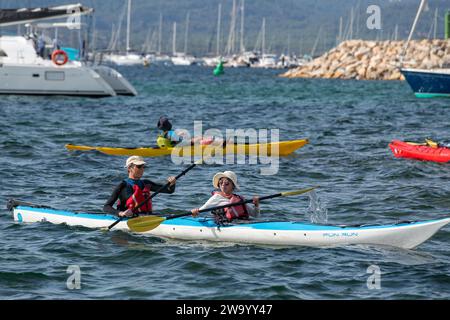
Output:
(11, 204), (450, 249)
(65, 139), (309, 157)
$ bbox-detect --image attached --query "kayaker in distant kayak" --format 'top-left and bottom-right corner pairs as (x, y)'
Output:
(190, 171), (260, 223)
(156, 115), (224, 148)
(156, 116), (183, 148)
(103, 156), (176, 217)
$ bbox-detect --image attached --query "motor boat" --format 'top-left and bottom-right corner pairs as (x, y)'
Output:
(401, 68), (450, 98)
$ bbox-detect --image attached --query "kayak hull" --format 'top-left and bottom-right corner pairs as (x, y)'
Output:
(389, 140), (450, 163)
(11, 205), (450, 249)
(65, 139), (309, 157)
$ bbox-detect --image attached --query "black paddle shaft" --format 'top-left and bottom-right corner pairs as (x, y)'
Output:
(165, 193), (283, 221)
(107, 163), (197, 230)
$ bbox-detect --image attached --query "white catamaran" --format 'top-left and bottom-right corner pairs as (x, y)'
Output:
(0, 4), (137, 97)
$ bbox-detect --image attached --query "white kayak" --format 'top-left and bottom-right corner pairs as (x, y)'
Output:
(9, 202), (450, 249)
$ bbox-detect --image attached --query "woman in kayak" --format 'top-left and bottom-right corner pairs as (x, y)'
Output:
(103, 156), (177, 217)
(190, 171), (260, 223)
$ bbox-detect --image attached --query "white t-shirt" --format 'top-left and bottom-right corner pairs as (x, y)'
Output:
(199, 193), (260, 218)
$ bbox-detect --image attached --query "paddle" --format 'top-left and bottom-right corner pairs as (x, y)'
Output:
(6, 199), (54, 211)
(127, 186), (318, 233)
(406, 139), (440, 148)
(107, 158), (206, 231)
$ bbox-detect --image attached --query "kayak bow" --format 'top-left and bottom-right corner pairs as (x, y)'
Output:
(389, 140), (450, 162)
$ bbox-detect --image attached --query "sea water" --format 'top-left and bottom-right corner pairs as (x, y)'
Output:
(0, 65), (449, 299)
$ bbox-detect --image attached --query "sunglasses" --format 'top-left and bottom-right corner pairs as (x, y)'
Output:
(134, 164), (145, 169)
(219, 179), (231, 186)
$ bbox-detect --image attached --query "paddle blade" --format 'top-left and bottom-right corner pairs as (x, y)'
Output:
(281, 187), (317, 197)
(127, 216), (166, 233)
(425, 139), (438, 148)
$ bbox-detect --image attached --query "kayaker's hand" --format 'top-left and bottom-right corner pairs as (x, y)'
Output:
(167, 176), (176, 186)
(191, 208), (200, 217)
(175, 129), (188, 137)
(253, 196), (260, 208)
(119, 209), (134, 217)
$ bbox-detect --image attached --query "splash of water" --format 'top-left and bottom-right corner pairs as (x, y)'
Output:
(306, 190), (328, 224)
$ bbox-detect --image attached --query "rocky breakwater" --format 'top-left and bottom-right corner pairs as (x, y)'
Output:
(281, 39), (450, 80)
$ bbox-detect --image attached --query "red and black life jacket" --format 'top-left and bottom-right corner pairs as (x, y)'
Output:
(212, 191), (249, 221)
(124, 179), (152, 214)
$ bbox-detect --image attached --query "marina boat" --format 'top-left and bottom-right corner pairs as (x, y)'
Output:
(253, 54), (278, 69)
(170, 16), (197, 66)
(223, 55), (250, 68)
(145, 53), (172, 66)
(103, 0), (144, 67)
(171, 53), (196, 66)
(401, 68), (450, 98)
(8, 201), (450, 249)
(389, 140), (450, 162)
(0, 4), (137, 97)
(400, 0), (450, 98)
(203, 56), (221, 67)
(104, 53), (144, 66)
(65, 139), (309, 157)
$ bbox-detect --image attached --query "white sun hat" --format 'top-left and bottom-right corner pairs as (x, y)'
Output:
(212, 171), (240, 190)
(124, 156), (147, 168)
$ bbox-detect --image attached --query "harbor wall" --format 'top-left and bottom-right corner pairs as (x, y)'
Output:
(281, 39), (450, 80)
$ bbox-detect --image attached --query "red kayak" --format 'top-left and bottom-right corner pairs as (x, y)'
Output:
(389, 140), (450, 162)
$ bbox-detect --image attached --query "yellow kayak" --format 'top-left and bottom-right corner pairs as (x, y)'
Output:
(65, 139), (309, 157)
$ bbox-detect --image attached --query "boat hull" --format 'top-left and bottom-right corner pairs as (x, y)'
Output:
(401, 68), (450, 98)
(65, 139), (309, 157)
(11, 205), (450, 249)
(92, 66), (138, 96)
(389, 140), (450, 162)
(0, 64), (117, 97)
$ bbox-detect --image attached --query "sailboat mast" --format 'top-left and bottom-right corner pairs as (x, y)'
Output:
(433, 8), (438, 39)
(216, 3), (222, 56)
(158, 13), (162, 54)
(262, 17), (265, 56)
(311, 26), (322, 58)
(402, 0), (427, 60)
(240, 0), (245, 53)
(126, 0), (131, 52)
(184, 11), (190, 54)
(349, 6), (354, 40)
(172, 22), (177, 54)
(338, 16), (343, 45)
(225, 0), (237, 55)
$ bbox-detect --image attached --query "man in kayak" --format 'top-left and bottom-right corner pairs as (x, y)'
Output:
(103, 156), (177, 217)
(190, 171), (260, 223)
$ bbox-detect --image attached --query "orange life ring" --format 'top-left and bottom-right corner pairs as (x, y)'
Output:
(51, 50), (68, 66)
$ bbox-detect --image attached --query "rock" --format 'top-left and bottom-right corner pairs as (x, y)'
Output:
(280, 39), (450, 80)
(354, 47), (371, 60)
(387, 70), (402, 80)
(356, 66), (367, 78)
(332, 69), (345, 78)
